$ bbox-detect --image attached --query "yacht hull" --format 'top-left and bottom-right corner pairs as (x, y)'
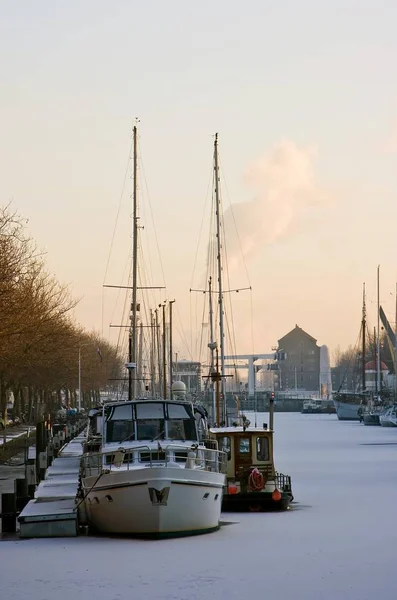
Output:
(379, 419), (397, 427)
(333, 400), (361, 421)
(363, 414), (380, 426)
(82, 466), (225, 537)
(379, 416), (397, 427)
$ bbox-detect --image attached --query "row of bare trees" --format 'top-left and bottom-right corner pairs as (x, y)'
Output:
(332, 329), (394, 393)
(0, 205), (123, 422)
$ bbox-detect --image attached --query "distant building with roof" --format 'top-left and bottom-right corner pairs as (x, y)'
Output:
(364, 360), (389, 393)
(277, 325), (321, 392)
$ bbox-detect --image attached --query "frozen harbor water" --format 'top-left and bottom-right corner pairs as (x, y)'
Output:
(2, 413), (397, 600)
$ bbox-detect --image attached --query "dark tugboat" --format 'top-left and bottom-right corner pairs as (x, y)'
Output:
(209, 396), (293, 512)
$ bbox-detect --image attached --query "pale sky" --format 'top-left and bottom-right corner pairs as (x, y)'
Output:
(2, 0), (397, 364)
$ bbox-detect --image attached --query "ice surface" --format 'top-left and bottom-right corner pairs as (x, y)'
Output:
(2, 413), (397, 599)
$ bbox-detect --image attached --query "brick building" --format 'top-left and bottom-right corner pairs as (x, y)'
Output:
(277, 325), (320, 392)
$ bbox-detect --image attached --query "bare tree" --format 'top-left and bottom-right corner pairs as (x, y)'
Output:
(0, 205), (123, 423)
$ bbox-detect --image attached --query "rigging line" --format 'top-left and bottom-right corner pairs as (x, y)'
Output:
(190, 158), (214, 289)
(137, 187), (158, 302)
(195, 287), (199, 361)
(115, 268), (132, 355)
(175, 302), (193, 360)
(138, 137), (167, 293)
(189, 292), (193, 361)
(109, 253), (132, 329)
(337, 329), (362, 392)
(101, 141), (133, 335)
(219, 158), (252, 289)
(198, 290), (208, 364)
(219, 186), (238, 361)
(250, 289), (255, 357)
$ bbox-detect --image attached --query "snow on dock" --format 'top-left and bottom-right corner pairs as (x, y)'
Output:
(18, 432), (85, 538)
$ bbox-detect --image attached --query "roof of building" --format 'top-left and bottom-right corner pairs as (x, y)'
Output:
(365, 360), (389, 371)
(278, 324), (317, 345)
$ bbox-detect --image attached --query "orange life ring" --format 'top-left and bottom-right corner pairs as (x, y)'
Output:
(248, 468), (265, 491)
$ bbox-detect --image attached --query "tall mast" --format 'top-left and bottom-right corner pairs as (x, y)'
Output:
(361, 283), (366, 392)
(129, 123), (139, 401)
(208, 277), (215, 374)
(138, 322), (143, 394)
(214, 133), (226, 420)
(376, 265), (381, 396)
(169, 300), (175, 398)
(150, 309), (155, 396)
(161, 302), (167, 398)
(155, 309), (161, 396)
(395, 282), (397, 400)
(207, 276), (217, 423)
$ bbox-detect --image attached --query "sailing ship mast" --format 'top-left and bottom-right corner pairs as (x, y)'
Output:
(128, 123), (139, 401)
(376, 265), (381, 397)
(213, 133), (226, 420)
(395, 283), (397, 400)
(361, 283), (366, 392)
(207, 276), (218, 423)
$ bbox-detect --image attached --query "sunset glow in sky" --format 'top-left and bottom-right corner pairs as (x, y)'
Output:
(2, 1), (397, 362)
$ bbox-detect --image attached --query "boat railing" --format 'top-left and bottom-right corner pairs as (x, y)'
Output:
(81, 443), (227, 477)
(275, 471), (293, 495)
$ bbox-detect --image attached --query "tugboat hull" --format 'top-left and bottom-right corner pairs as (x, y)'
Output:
(222, 490), (292, 512)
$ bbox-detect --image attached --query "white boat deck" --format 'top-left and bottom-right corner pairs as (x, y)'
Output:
(18, 432), (86, 538)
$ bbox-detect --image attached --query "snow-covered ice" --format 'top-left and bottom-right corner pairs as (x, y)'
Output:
(2, 413), (397, 600)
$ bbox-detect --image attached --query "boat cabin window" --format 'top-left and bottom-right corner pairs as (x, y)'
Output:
(105, 404), (135, 443)
(167, 404), (192, 419)
(256, 437), (270, 461)
(167, 403), (197, 441)
(217, 436), (231, 460)
(136, 402), (165, 441)
(136, 402), (164, 419)
(238, 438), (250, 454)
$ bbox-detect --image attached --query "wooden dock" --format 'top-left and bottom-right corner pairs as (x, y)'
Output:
(18, 432), (86, 538)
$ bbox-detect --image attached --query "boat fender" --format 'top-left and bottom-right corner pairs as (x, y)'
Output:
(185, 450), (197, 469)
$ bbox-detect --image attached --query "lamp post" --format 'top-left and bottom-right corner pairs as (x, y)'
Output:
(78, 346), (82, 412)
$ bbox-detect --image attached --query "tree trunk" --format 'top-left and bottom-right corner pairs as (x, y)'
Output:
(12, 385), (21, 419)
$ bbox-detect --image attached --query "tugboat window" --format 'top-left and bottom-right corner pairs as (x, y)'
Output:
(239, 438), (250, 454)
(257, 437), (269, 461)
(217, 436), (231, 460)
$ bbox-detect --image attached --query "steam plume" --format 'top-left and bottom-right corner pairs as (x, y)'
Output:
(223, 139), (323, 270)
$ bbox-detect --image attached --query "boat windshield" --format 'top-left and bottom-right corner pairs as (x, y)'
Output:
(105, 404), (135, 443)
(104, 401), (199, 444)
(136, 402), (165, 440)
(167, 403), (197, 441)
